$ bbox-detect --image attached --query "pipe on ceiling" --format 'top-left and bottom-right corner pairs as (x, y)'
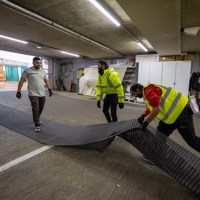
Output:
(0, 0), (123, 57)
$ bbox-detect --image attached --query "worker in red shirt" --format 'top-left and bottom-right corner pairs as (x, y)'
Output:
(130, 83), (200, 152)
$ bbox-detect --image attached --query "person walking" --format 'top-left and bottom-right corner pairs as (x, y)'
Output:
(96, 61), (124, 122)
(130, 83), (200, 152)
(16, 57), (53, 132)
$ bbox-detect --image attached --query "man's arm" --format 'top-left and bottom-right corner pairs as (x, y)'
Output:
(95, 76), (103, 101)
(17, 77), (26, 92)
(144, 85), (162, 123)
(44, 78), (53, 97)
(139, 85), (162, 130)
(44, 78), (51, 89)
(145, 106), (161, 123)
(16, 77), (26, 99)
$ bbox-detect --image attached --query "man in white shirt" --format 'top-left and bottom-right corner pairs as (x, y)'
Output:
(16, 57), (53, 132)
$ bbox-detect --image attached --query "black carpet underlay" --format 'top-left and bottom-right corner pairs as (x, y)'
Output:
(0, 104), (199, 195)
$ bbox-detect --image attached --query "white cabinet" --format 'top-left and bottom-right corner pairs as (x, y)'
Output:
(137, 62), (162, 102)
(138, 62), (162, 85)
(175, 61), (191, 96)
(138, 62), (150, 85)
(162, 61), (176, 88)
(162, 61), (191, 96)
(138, 61), (191, 96)
(149, 62), (163, 84)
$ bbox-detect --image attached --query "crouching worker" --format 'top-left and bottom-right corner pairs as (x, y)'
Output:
(130, 83), (200, 152)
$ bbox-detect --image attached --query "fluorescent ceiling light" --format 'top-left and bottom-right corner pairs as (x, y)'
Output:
(36, 45), (42, 49)
(89, 0), (120, 27)
(61, 51), (80, 57)
(183, 27), (200, 37)
(0, 34), (28, 44)
(137, 42), (148, 52)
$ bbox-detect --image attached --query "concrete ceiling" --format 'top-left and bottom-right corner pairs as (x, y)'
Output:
(0, 0), (199, 59)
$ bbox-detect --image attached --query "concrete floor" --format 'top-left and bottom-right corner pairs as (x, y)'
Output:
(0, 84), (199, 200)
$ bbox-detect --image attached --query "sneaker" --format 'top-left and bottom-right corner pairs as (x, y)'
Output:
(141, 155), (155, 165)
(34, 126), (40, 132)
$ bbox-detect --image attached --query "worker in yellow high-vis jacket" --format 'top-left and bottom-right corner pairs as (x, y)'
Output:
(96, 61), (124, 122)
(130, 83), (200, 152)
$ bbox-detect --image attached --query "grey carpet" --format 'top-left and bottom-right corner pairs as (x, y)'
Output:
(0, 104), (199, 195)
(0, 104), (132, 147)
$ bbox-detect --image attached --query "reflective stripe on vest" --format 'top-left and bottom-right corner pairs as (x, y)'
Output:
(107, 71), (122, 89)
(144, 84), (188, 124)
(107, 70), (115, 87)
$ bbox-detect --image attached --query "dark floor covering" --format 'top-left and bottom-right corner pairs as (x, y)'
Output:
(0, 90), (199, 200)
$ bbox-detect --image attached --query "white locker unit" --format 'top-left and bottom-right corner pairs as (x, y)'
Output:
(162, 61), (191, 96)
(137, 62), (150, 102)
(174, 61), (191, 96)
(162, 61), (176, 88)
(138, 62), (150, 85)
(137, 62), (162, 102)
(138, 61), (162, 85)
(149, 62), (163, 84)
(138, 61), (191, 98)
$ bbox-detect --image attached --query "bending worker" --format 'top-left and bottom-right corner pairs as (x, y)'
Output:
(96, 61), (124, 122)
(130, 83), (200, 152)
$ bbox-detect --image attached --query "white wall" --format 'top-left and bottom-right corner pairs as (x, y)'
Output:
(0, 50), (34, 67)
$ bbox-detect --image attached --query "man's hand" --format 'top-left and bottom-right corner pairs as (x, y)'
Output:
(119, 103), (124, 109)
(48, 89), (53, 97)
(138, 114), (145, 124)
(140, 121), (149, 131)
(97, 101), (101, 108)
(16, 91), (22, 99)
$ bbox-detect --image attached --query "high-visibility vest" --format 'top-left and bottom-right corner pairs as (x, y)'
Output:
(144, 84), (189, 124)
(96, 67), (124, 103)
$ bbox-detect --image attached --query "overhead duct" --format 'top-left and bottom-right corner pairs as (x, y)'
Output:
(0, 0), (52, 24)
(0, 0), (123, 56)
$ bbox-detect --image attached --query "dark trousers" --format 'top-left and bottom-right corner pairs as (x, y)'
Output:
(103, 94), (118, 123)
(157, 104), (200, 152)
(29, 96), (46, 127)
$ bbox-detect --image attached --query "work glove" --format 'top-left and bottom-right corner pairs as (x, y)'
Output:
(97, 101), (101, 108)
(16, 91), (22, 99)
(138, 114), (146, 124)
(140, 121), (149, 131)
(118, 103), (124, 109)
(48, 89), (53, 97)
